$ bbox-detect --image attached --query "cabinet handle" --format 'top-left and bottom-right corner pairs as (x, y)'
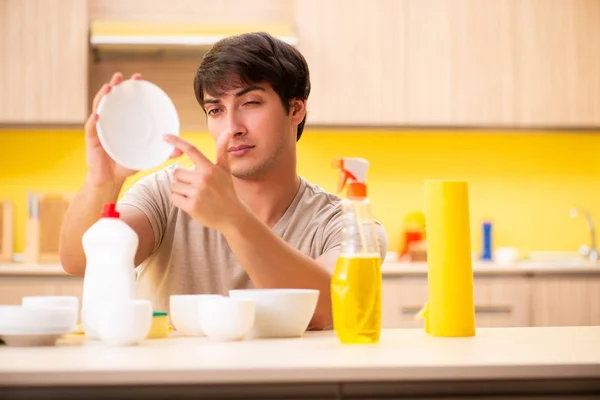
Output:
(400, 305), (512, 317)
(474, 305), (512, 315)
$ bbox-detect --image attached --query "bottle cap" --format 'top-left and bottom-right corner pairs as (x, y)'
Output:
(101, 202), (120, 218)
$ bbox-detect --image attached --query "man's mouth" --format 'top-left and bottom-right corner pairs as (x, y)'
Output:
(228, 145), (255, 156)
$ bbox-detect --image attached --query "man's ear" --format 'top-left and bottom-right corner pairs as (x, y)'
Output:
(290, 98), (307, 125)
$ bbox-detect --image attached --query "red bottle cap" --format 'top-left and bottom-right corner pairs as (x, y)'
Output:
(101, 202), (120, 218)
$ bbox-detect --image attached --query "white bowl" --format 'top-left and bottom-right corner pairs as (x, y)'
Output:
(0, 305), (75, 335)
(170, 294), (223, 336)
(88, 299), (153, 346)
(228, 289), (319, 338)
(96, 79), (180, 171)
(22, 296), (79, 329)
(198, 297), (255, 341)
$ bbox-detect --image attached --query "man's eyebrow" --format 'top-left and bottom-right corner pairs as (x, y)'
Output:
(203, 86), (264, 105)
(235, 86), (265, 97)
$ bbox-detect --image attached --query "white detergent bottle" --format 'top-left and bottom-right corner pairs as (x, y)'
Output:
(81, 202), (138, 339)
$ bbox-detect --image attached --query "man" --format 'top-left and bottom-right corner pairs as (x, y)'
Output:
(59, 32), (388, 330)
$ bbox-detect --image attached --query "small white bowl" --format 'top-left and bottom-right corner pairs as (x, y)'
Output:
(22, 296), (79, 329)
(228, 289), (319, 338)
(0, 305), (75, 335)
(198, 297), (255, 342)
(169, 294), (223, 336)
(88, 299), (153, 346)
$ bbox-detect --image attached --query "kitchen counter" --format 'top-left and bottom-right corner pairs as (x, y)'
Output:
(0, 263), (70, 276)
(1, 327), (599, 399)
(3, 259), (600, 278)
(382, 260), (600, 276)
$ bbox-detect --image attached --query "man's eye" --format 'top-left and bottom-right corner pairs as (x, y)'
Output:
(207, 108), (221, 115)
(244, 101), (260, 106)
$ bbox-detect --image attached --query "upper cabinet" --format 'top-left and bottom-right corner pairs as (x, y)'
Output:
(88, 0), (296, 132)
(405, 0), (515, 127)
(514, 0), (600, 127)
(0, 0), (89, 125)
(296, 0), (406, 126)
(1, 0), (598, 129)
(297, 0), (600, 129)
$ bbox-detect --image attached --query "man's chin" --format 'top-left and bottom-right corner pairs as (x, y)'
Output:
(230, 164), (266, 180)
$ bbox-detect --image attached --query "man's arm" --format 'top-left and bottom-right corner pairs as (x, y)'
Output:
(162, 134), (389, 331)
(221, 209), (335, 330)
(59, 176), (156, 276)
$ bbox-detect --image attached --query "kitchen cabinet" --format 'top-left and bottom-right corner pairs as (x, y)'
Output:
(296, 0), (600, 128)
(295, 0), (406, 126)
(405, 0), (516, 127)
(531, 275), (600, 327)
(382, 276), (531, 329)
(0, 275), (83, 305)
(0, 0), (88, 124)
(514, 0), (600, 127)
(89, 0), (294, 24)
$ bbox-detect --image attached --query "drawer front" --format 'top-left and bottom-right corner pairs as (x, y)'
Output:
(382, 276), (531, 329)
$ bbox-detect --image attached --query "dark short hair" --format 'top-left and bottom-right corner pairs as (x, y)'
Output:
(193, 32), (311, 141)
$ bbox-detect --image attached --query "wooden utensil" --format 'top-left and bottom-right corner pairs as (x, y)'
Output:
(24, 192), (73, 264)
(0, 200), (14, 262)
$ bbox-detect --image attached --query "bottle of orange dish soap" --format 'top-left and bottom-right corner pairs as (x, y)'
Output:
(331, 157), (382, 344)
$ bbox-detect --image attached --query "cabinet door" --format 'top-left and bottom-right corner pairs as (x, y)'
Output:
(531, 276), (600, 327)
(473, 277), (531, 328)
(382, 277), (428, 329)
(382, 275), (531, 329)
(0, 276), (82, 305)
(0, 0), (88, 124)
(514, 0), (600, 127)
(296, 0), (406, 126)
(0, 276), (57, 305)
(405, 0), (516, 126)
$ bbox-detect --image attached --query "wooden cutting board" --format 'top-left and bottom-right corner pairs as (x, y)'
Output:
(24, 192), (74, 264)
(0, 200), (13, 262)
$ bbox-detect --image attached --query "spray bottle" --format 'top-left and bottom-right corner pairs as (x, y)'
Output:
(331, 158), (382, 344)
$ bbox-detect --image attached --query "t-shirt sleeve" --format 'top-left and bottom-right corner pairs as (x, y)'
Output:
(321, 208), (389, 262)
(117, 166), (175, 253)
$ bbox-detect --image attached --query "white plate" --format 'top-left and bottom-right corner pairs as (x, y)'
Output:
(0, 305), (76, 335)
(96, 79), (180, 171)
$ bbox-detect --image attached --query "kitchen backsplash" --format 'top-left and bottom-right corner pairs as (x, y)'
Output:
(1, 128), (599, 256)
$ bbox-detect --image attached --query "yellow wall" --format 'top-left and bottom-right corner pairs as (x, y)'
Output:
(1, 128), (600, 257)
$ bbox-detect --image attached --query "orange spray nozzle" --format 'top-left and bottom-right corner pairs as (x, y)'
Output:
(333, 157), (370, 198)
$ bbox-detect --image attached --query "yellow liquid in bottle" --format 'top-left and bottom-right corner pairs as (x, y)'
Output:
(331, 254), (381, 344)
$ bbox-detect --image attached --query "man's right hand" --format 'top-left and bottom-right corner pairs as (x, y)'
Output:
(84, 72), (142, 187)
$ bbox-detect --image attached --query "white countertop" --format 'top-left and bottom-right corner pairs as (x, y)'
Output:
(382, 260), (600, 276)
(0, 263), (72, 277)
(2, 259), (600, 278)
(0, 327), (599, 387)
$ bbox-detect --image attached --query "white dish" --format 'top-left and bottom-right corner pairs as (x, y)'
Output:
(22, 295), (79, 328)
(87, 299), (153, 347)
(198, 297), (255, 342)
(229, 289), (319, 338)
(0, 332), (65, 347)
(96, 79), (180, 171)
(170, 294), (223, 336)
(0, 305), (77, 335)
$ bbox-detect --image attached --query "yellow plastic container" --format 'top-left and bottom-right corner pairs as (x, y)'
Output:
(420, 180), (476, 337)
(147, 311), (171, 339)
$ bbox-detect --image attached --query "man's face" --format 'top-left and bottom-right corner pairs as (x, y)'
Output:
(203, 82), (305, 179)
